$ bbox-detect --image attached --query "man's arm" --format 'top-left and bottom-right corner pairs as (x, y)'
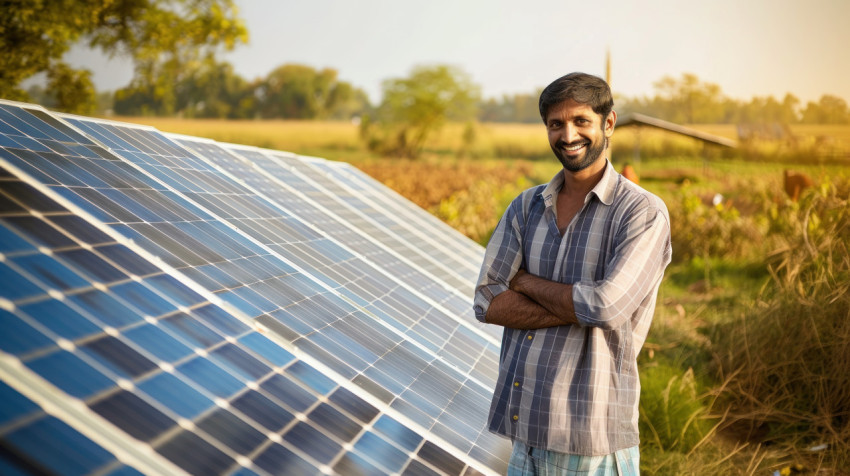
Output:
(484, 269), (579, 329)
(510, 269), (579, 324)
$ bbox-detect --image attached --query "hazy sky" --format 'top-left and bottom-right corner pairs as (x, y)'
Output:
(68, 0), (850, 105)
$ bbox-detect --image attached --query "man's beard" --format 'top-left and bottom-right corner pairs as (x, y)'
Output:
(552, 136), (608, 172)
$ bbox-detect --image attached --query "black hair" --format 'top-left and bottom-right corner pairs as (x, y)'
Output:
(538, 72), (614, 123)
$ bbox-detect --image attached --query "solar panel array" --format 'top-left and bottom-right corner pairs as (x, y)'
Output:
(0, 101), (511, 475)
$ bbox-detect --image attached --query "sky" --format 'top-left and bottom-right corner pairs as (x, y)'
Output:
(67, 0), (850, 106)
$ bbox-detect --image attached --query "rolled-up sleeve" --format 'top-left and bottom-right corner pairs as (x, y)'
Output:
(473, 200), (525, 322)
(572, 199), (672, 330)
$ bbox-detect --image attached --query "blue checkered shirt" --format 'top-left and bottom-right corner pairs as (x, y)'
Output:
(474, 160), (672, 456)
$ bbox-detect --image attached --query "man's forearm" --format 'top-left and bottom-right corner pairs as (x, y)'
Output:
(510, 269), (579, 325)
(484, 289), (568, 329)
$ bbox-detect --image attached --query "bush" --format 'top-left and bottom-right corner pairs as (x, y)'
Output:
(640, 363), (713, 454)
(668, 183), (766, 264)
(709, 177), (850, 469)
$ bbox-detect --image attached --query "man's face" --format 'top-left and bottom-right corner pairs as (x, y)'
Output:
(545, 99), (616, 172)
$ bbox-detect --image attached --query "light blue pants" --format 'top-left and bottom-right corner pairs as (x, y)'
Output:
(507, 441), (640, 476)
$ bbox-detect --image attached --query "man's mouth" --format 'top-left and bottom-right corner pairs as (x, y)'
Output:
(562, 141), (588, 152)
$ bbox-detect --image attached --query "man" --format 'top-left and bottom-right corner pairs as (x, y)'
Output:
(473, 72), (671, 475)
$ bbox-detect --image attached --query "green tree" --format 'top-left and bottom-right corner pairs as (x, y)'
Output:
(47, 62), (97, 115)
(478, 92), (541, 123)
(1, 0), (247, 113)
(651, 73), (726, 123)
(365, 64), (480, 158)
(259, 64), (367, 120)
(175, 56), (252, 118)
(800, 95), (850, 124)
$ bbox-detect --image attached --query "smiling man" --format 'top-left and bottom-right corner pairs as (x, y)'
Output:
(474, 72), (672, 475)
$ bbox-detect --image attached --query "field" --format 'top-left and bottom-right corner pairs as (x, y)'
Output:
(118, 116), (850, 474)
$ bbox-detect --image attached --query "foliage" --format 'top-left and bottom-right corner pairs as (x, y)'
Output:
(362, 65), (480, 158)
(46, 63), (97, 115)
(479, 91), (543, 123)
(639, 364), (712, 453)
(2, 0), (248, 114)
(610, 74), (849, 126)
(667, 182), (767, 265)
(259, 64), (368, 120)
(709, 178), (850, 470)
(800, 95), (850, 124)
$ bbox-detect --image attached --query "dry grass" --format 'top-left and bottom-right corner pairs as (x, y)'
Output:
(114, 116), (362, 153)
(707, 179), (850, 472)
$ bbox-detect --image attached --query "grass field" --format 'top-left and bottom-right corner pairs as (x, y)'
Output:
(115, 116), (850, 474)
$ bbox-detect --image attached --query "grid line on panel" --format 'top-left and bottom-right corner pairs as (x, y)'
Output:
(272, 151), (479, 293)
(176, 138), (500, 352)
(0, 102), (511, 473)
(0, 171), (485, 476)
(74, 121), (499, 388)
(299, 156), (484, 277)
(317, 159), (486, 261)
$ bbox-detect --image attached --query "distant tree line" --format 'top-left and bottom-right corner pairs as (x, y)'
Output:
(480, 73), (850, 125)
(4, 1), (848, 131)
(109, 61), (370, 119)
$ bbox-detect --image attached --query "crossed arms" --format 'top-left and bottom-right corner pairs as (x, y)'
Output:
(485, 269), (580, 329)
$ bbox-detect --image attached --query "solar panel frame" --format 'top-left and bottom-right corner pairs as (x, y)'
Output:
(0, 101), (511, 474)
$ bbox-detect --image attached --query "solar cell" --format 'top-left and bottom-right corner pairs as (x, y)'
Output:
(0, 101), (511, 474)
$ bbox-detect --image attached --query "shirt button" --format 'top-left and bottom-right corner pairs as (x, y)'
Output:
(514, 381), (520, 387)
(527, 335), (533, 340)
(512, 415), (519, 421)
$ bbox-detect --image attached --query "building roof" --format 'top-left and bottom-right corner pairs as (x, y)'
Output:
(617, 112), (738, 148)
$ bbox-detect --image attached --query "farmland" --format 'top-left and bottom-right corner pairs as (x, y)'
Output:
(119, 116), (850, 474)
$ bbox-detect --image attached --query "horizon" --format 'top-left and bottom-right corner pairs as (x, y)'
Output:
(58, 0), (850, 106)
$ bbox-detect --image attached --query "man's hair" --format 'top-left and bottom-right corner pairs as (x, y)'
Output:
(538, 72), (614, 123)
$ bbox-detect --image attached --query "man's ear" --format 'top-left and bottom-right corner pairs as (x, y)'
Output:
(605, 111), (617, 137)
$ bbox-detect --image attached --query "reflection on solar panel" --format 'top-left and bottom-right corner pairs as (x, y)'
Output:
(0, 100), (511, 475)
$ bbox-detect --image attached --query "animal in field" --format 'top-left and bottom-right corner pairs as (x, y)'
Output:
(783, 169), (814, 202)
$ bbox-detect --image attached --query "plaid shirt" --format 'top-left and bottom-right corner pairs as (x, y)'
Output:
(474, 160), (672, 456)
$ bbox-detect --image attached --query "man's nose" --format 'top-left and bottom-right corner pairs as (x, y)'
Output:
(562, 124), (579, 143)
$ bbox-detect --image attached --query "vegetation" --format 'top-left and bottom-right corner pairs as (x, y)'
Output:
(6, 3), (850, 473)
(127, 116), (850, 474)
(359, 65), (481, 158)
(1, 0), (247, 114)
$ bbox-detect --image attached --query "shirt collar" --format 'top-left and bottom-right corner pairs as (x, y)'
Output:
(540, 159), (618, 208)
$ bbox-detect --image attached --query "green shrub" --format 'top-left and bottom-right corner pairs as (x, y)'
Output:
(709, 177), (850, 469)
(640, 363), (713, 453)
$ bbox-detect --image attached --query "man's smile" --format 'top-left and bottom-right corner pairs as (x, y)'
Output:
(561, 141), (588, 153)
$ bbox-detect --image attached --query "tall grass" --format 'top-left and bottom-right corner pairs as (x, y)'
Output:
(709, 178), (850, 471)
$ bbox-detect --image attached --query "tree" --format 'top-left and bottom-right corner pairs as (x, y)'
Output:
(478, 92), (542, 123)
(364, 64), (480, 158)
(47, 63), (97, 115)
(800, 95), (850, 124)
(175, 56), (252, 118)
(650, 73), (726, 123)
(259, 64), (367, 120)
(1, 0), (247, 113)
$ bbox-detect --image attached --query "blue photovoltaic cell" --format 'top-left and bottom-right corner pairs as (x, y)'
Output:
(293, 156), (483, 278)
(180, 139), (498, 342)
(316, 159), (486, 263)
(0, 102), (512, 474)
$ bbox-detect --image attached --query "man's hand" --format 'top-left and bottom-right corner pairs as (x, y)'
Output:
(484, 268), (579, 329)
(509, 268), (530, 294)
(509, 268), (579, 325)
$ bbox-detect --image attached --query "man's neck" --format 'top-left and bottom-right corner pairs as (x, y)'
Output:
(560, 158), (607, 199)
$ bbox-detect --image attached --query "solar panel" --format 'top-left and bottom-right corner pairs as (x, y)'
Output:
(306, 158), (485, 266)
(0, 101), (511, 475)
